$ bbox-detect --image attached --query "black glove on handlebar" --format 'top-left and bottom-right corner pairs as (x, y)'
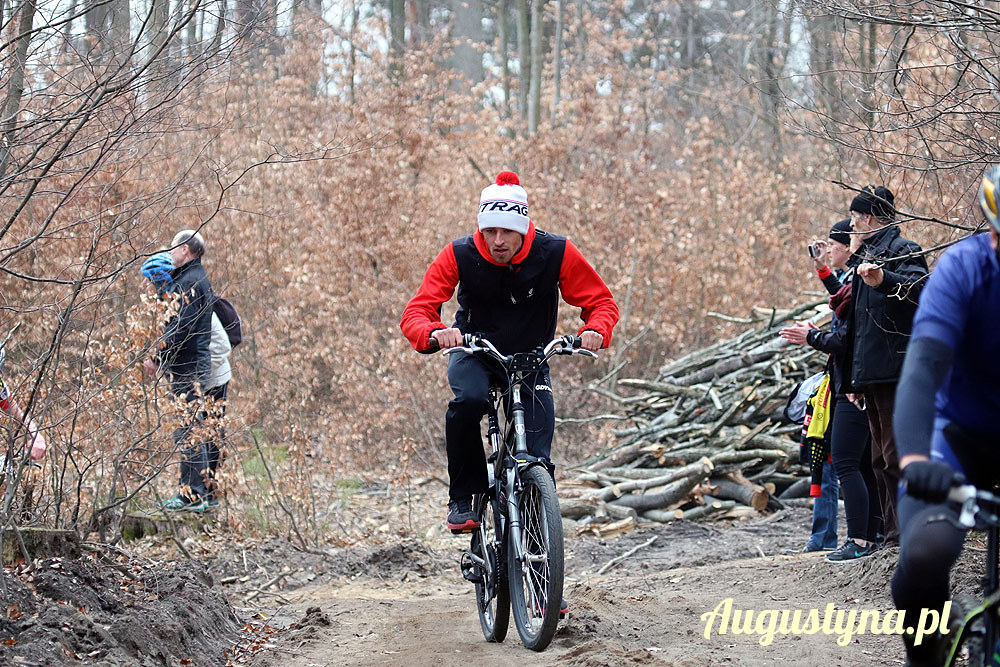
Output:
(903, 460), (961, 503)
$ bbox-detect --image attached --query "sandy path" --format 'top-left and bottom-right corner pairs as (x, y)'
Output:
(246, 510), (914, 667)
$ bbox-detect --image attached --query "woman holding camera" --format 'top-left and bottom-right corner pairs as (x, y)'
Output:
(781, 219), (883, 563)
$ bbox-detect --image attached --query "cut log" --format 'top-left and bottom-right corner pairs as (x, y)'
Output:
(674, 500), (736, 521)
(617, 378), (705, 398)
(589, 441), (646, 471)
(588, 458), (715, 503)
(778, 477), (812, 499)
(608, 461), (712, 511)
(708, 477), (769, 512)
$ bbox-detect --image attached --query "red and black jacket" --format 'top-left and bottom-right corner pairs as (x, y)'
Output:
(401, 222), (619, 354)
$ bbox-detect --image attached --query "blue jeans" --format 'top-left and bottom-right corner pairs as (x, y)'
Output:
(806, 461), (839, 549)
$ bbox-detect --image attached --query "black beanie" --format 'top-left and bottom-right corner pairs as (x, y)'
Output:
(850, 185), (895, 220)
(829, 218), (852, 246)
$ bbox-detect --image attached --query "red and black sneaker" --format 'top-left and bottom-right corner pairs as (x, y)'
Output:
(447, 497), (480, 533)
(560, 599), (569, 619)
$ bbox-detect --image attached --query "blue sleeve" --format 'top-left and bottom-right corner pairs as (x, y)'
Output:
(910, 248), (971, 351)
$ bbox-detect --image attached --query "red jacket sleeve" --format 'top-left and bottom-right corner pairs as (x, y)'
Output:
(400, 243), (460, 352)
(559, 240), (619, 347)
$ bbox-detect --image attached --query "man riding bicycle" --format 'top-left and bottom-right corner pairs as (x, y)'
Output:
(891, 166), (1000, 666)
(400, 171), (619, 532)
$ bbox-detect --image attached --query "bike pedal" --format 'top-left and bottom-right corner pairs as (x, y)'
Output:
(461, 568), (484, 584)
(460, 553), (484, 583)
(450, 526), (476, 535)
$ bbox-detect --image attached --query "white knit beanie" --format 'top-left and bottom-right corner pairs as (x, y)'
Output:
(478, 171), (529, 235)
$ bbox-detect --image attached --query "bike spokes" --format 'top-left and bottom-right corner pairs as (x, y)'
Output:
(508, 466), (564, 651)
(472, 493), (509, 642)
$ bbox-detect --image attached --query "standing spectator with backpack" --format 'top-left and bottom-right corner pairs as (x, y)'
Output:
(781, 219), (881, 561)
(143, 248), (237, 510)
(141, 231), (217, 513)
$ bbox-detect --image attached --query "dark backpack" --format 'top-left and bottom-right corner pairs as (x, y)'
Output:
(213, 296), (243, 348)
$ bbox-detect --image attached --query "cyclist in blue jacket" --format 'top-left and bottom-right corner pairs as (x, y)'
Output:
(891, 166), (1000, 666)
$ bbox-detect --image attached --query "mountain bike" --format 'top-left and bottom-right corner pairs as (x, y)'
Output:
(444, 334), (596, 651)
(940, 483), (1000, 666)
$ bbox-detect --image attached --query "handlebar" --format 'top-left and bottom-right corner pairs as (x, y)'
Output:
(442, 334), (598, 366)
(948, 483), (1000, 530)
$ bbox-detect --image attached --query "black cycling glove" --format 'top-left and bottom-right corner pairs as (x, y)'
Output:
(903, 460), (961, 503)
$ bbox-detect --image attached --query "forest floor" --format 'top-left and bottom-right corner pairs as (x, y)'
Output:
(0, 479), (988, 666)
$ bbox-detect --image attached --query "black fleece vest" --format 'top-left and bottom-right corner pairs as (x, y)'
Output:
(452, 230), (566, 354)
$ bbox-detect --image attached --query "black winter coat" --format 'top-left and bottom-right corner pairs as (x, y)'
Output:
(162, 258), (214, 385)
(849, 226), (928, 386)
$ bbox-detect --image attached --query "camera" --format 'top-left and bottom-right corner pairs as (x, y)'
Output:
(807, 243), (821, 258)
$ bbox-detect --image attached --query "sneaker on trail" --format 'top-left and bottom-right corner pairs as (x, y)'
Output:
(184, 499), (211, 513)
(560, 599), (568, 619)
(825, 539), (873, 563)
(447, 497), (480, 533)
(160, 495), (193, 511)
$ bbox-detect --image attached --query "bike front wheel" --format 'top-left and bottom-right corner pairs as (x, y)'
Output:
(472, 492), (510, 642)
(507, 464), (564, 651)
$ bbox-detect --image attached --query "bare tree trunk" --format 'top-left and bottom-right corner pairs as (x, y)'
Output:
(498, 0), (511, 118)
(751, 0), (791, 162)
(452, 0), (483, 85)
(186, 0), (198, 52)
(85, 0), (111, 56)
(110, 0), (131, 66)
(390, 0), (405, 79)
(806, 11), (838, 118)
(209, 0), (226, 56)
(515, 0), (530, 121)
(551, 0), (563, 123)
(62, 0), (76, 52)
(150, 0), (170, 74)
(348, 0), (358, 105)
(527, 0), (543, 133)
(865, 21), (876, 129)
(0, 0), (37, 180)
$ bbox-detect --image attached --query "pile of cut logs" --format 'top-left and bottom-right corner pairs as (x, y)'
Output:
(562, 300), (833, 537)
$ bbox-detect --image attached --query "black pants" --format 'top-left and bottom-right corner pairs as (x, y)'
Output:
(203, 382), (228, 501)
(174, 379), (227, 503)
(890, 494), (964, 661)
(173, 380), (208, 502)
(891, 423), (1000, 663)
(830, 398), (882, 542)
(445, 352), (554, 499)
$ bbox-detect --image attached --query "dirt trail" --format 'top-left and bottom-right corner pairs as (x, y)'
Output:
(243, 508), (923, 667)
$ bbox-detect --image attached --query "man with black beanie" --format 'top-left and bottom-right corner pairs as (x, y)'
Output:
(846, 185), (928, 545)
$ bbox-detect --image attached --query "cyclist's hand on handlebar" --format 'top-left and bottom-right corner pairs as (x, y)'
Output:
(579, 331), (603, 351)
(431, 327), (464, 349)
(903, 459), (961, 503)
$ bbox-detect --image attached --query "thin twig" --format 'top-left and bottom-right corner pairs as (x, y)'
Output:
(596, 535), (658, 575)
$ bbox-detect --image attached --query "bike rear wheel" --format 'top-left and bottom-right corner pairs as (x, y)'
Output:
(507, 465), (564, 651)
(472, 492), (510, 642)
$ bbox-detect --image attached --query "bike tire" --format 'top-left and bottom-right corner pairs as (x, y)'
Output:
(473, 492), (510, 642)
(507, 465), (564, 651)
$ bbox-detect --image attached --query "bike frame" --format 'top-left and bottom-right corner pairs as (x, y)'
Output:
(488, 356), (546, 574)
(448, 335), (595, 616)
(943, 485), (1000, 666)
